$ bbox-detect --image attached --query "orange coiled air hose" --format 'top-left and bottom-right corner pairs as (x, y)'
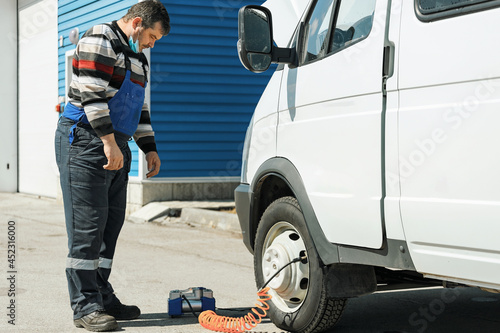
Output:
(198, 287), (272, 333)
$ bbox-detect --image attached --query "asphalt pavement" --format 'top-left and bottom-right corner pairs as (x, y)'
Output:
(0, 192), (499, 333)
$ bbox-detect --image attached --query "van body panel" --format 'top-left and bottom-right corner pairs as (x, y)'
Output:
(276, 1), (389, 249)
(400, 6), (500, 89)
(235, 183), (253, 252)
(398, 3), (500, 286)
(384, 90), (406, 241)
(277, 91), (384, 249)
(249, 157), (341, 265)
(383, 0), (405, 242)
(245, 72), (283, 183)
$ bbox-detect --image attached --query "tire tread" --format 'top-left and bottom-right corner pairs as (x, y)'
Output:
(255, 196), (347, 333)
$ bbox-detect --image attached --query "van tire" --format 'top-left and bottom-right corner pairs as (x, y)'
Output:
(254, 196), (346, 333)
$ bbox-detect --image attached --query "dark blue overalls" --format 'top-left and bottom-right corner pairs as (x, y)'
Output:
(55, 51), (146, 320)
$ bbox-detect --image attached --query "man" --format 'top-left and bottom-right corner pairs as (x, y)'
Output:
(54, 1), (170, 331)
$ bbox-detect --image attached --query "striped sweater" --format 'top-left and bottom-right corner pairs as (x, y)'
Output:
(68, 21), (157, 153)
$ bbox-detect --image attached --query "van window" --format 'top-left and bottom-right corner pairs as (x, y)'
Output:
(300, 0), (377, 65)
(416, 0), (500, 21)
(419, 0), (490, 14)
(302, 0), (335, 64)
(329, 0), (376, 54)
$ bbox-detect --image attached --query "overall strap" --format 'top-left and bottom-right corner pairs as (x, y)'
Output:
(103, 23), (147, 79)
(138, 53), (149, 83)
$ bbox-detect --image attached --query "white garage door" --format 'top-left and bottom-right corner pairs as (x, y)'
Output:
(18, 0), (59, 197)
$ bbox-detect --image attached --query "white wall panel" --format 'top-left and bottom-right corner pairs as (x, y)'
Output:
(18, 0), (59, 197)
(0, 0), (18, 192)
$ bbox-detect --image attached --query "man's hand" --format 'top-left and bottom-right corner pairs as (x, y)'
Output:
(101, 134), (124, 170)
(146, 151), (161, 178)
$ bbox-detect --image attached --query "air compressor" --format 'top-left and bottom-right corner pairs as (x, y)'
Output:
(168, 255), (306, 332)
(168, 287), (216, 317)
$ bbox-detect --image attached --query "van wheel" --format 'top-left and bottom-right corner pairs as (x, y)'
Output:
(254, 196), (346, 333)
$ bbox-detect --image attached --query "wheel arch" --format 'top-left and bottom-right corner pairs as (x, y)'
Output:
(249, 157), (340, 266)
(246, 158), (416, 298)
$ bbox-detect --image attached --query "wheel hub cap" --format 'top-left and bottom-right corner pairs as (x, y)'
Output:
(261, 223), (309, 311)
(263, 243), (292, 292)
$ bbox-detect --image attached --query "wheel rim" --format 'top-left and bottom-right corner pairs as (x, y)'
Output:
(261, 221), (309, 312)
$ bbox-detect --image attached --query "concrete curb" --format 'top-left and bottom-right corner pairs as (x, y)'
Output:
(179, 207), (240, 233)
(128, 202), (171, 223)
(127, 201), (240, 233)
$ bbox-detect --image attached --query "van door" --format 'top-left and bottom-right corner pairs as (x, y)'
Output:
(398, 1), (500, 286)
(277, 0), (388, 249)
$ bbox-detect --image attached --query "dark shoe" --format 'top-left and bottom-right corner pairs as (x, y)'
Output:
(105, 300), (141, 320)
(74, 310), (118, 332)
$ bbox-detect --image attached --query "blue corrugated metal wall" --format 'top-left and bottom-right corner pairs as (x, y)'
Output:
(151, 0), (272, 178)
(58, 0), (140, 176)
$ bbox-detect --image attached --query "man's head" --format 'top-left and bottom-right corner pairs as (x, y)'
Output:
(121, 0), (170, 52)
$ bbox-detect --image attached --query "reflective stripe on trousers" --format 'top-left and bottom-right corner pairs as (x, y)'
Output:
(66, 258), (113, 270)
(55, 117), (131, 319)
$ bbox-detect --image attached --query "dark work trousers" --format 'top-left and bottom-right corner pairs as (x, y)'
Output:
(55, 117), (131, 319)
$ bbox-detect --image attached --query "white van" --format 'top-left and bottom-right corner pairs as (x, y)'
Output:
(234, 0), (500, 332)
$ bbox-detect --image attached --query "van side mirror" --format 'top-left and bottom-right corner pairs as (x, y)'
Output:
(238, 6), (273, 73)
(238, 5), (297, 73)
